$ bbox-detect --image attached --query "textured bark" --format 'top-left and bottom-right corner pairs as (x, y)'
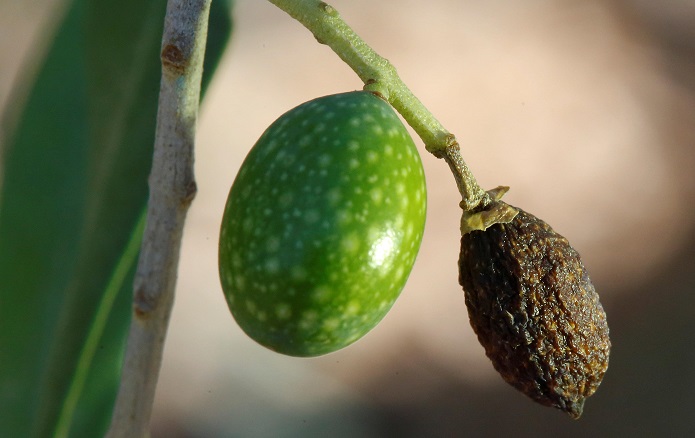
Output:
(106, 1), (211, 436)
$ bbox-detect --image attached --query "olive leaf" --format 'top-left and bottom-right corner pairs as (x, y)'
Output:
(0, 0), (233, 436)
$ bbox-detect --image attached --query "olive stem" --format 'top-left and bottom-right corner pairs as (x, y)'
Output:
(106, 1), (211, 437)
(266, 0), (490, 210)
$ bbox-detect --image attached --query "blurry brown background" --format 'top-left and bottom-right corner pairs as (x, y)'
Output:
(3, 0), (695, 436)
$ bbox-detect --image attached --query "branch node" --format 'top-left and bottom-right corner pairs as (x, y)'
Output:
(133, 286), (155, 319)
(319, 2), (338, 16)
(181, 180), (198, 207)
(161, 44), (187, 75)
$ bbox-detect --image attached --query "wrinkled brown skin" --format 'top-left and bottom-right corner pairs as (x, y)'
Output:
(459, 203), (610, 419)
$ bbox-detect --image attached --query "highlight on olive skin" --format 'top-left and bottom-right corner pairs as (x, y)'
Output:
(458, 200), (610, 419)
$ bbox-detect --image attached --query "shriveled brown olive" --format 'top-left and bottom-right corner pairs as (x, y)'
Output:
(459, 201), (610, 419)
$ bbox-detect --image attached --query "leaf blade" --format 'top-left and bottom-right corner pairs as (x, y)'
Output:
(0, 0), (233, 436)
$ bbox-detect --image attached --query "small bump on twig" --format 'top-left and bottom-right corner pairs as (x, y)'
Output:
(161, 44), (186, 75)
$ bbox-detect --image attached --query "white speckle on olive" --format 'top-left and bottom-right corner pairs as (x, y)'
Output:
(225, 271), (235, 287)
(299, 136), (312, 148)
(265, 258), (280, 274)
(231, 253), (242, 268)
(336, 209), (351, 225)
(323, 318), (340, 331)
(318, 154), (332, 167)
(299, 310), (318, 331)
(233, 274), (245, 290)
(276, 303), (292, 320)
(345, 300), (361, 315)
(370, 188), (383, 204)
(313, 285), (331, 302)
(326, 188), (341, 205)
(394, 265), (405, 281)
(304, 209), (321, 224)
(341, 233), (360, 254)
(266, 237), (281, 253)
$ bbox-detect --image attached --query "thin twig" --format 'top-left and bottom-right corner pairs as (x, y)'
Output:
(106, 1), (211, 436)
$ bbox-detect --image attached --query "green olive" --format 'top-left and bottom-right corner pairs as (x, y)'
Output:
(219, 91), (427, 356)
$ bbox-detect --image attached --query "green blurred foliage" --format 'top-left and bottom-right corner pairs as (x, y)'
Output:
(0, 0), (233, 436)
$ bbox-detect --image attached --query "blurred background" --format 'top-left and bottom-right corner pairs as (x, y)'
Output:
(3, 0), (695, 436)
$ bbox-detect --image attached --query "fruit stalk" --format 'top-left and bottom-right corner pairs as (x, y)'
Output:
(106, 1), (211, 437)
(267, 0), (490, 211)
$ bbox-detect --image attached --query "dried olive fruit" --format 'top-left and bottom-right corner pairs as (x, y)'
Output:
(458, 200), (610, 418)
(219, 91), (427, 357)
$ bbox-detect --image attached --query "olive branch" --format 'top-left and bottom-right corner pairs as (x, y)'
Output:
(106, 1), (211, 436)
(108, 0), (515, 435)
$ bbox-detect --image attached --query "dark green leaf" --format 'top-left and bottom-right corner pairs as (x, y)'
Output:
(0, 0), (233, 436)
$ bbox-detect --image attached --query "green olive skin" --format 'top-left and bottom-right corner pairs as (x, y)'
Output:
(219, 91), (427, 356)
